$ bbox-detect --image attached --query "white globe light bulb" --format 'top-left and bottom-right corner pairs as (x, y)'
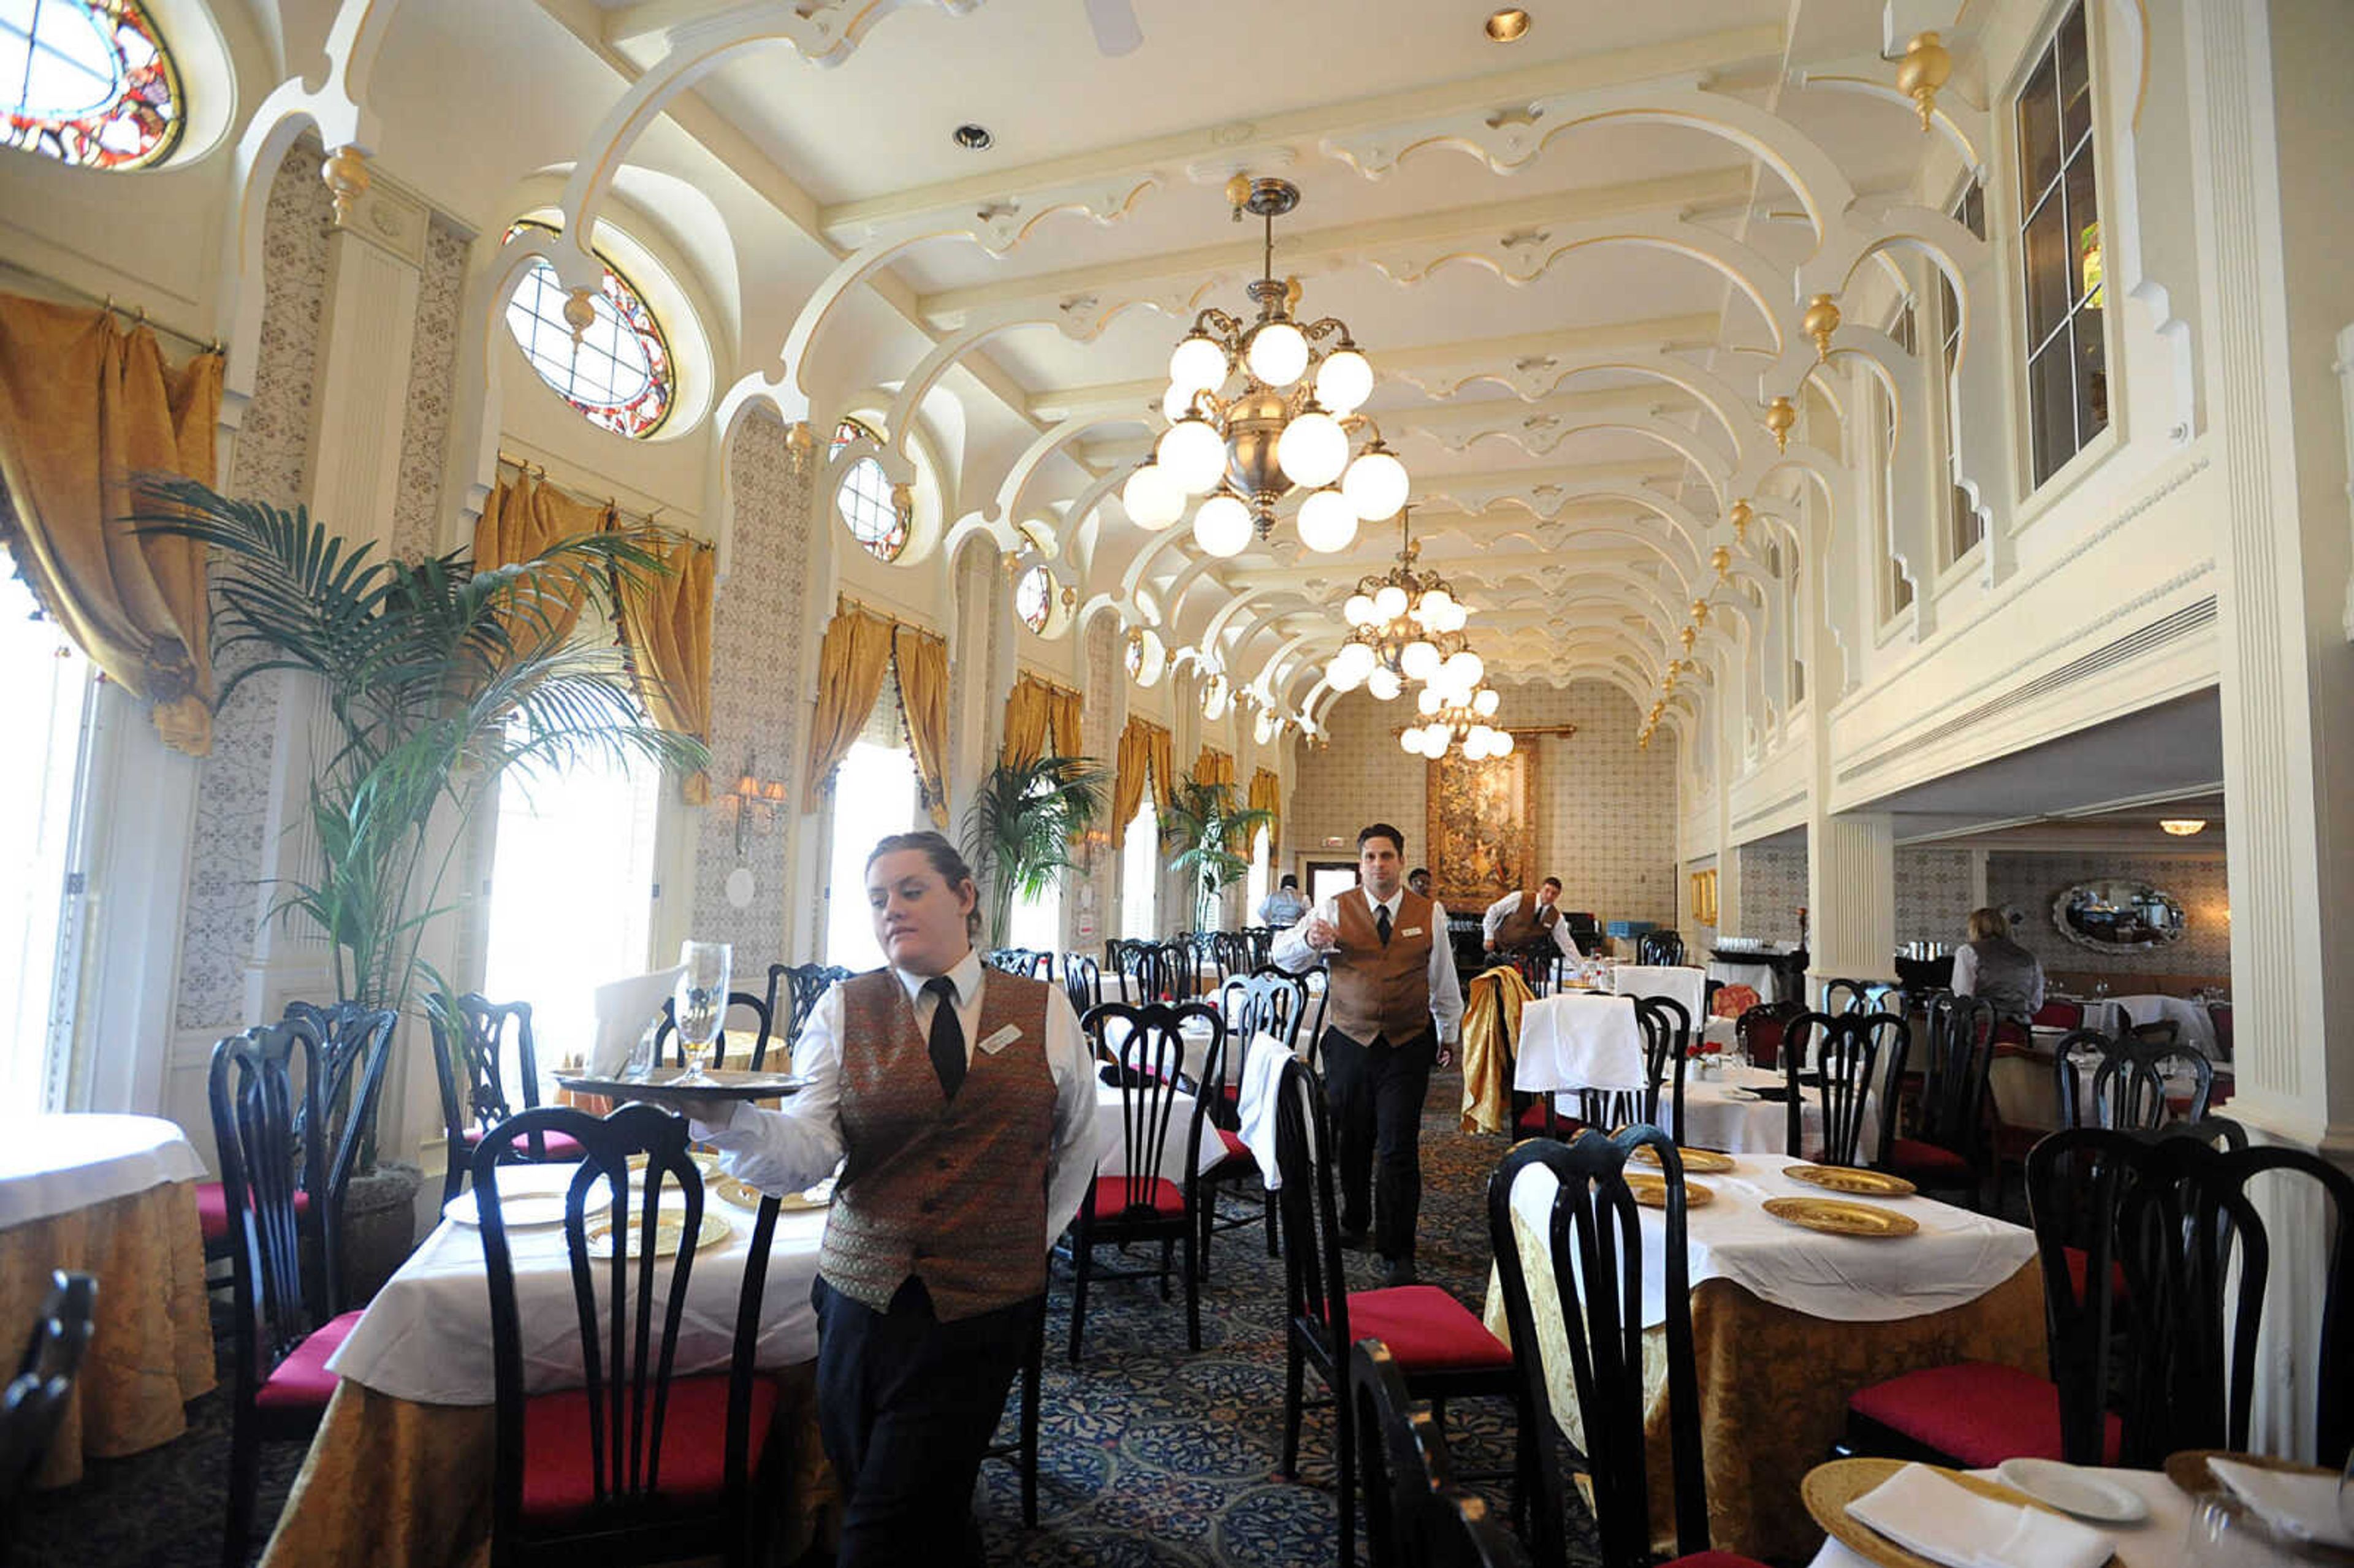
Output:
(1340, 449), (1409, 522)
(1441, 601), (1471, 633)
(1191, 492), (1252, 557)
(1276, 410), (1349, 489)
(1366, 666), (1403, 702)
(1163, 384), (1197, 422)
(1474, 687), (1501, 717)
(1246, 320), (1309, 387)
(1463, 733), (1488, 761)
(1373, 584), (1409, 621)
(1444, 649), (1485, 690)
(1314, 348), (1373, 414)
(1416, 686), (1442, 716)
(1425, 721), (1453, 752)
(1468, 723), (1495, 750)
(1344, 593), (1376, 627)
(1400, 729), (1424, 756)
(1168, 333), (1228, 394)
(1122, 463), (1184, 530)
(1400, 639), (1441, 683)
(1159, 418), (1227, 495)
(1492, 729), (1515, 756)
(1297, 487), (1360, 554)
(1419, 588), (1454, 626)
(1331, 641), (1376, 687)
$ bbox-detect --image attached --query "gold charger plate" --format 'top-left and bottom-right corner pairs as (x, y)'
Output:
(1625, 1173), (1713, 1209)
(584, 1209), (731, 1260)
(1785, 1163), (1917, 1198)
(1763, 1196), (1919, 1238)
(625, 1151), (720, 1177)
(1802, 1458), (2109, 1568)
(712, 1175), (832, 1213)
(1625, 1143), (1737, 1173)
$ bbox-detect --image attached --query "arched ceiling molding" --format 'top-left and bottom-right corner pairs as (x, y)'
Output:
(987, 410), (1148, 549)
(1764, 325), (1922, 451)
(1785, 66), (1987, 171)
(1414, 419), (1734, 515)
(1415, 485), (1720, 567)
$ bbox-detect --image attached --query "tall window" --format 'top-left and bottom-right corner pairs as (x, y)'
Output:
(830, 418), (908, 563)
(1119, 792), (1159, 940)
(1940, 181), (1988, 562)
(0, 569), (94, 1113)
(481, 736), (661, 1085)
(2, 0), (181, 170)
(503, 221), (674, 439)
(1244, 827), (1271, 921)
(1875, 305), (1914, 621)
(1007, 878), (1061, 953)
(2016, 2), (2106, 487)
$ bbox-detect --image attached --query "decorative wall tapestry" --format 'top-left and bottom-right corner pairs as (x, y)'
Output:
(1428, 749), (1539, 910)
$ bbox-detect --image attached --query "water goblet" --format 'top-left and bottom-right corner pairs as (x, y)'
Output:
(673, 940), (732, 1085)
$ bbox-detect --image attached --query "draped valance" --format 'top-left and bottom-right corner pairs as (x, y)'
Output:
(1001, 672), (1083, 770)
(803, 598), (948, 824)
(615, 531), (715, 805)
(1247, 766), (1283, 858)
(1190, 748), (1234, 788)
(893, 622), (950, 829)
(1110, 716), (1173, 849)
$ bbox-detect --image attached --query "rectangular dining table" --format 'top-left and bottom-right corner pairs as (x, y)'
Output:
(1483, 1152), (2044, 1561)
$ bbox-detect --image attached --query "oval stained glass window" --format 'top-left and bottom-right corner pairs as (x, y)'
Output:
(831, 417), (907, 563)
(3, 0), (183, 170)
(1016, 566), (1052, 633)
(501, 222), (674, 440)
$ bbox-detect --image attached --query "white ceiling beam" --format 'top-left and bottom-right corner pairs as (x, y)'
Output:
(599, 0), (764, 53)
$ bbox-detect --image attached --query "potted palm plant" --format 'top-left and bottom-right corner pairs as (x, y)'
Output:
(1159, 777), (1276, 934)
(141, 477), (706, 1293)
(959, 753), (1108, 946)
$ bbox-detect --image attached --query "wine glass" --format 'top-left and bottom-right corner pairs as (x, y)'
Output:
(673, 940), (731, 1085)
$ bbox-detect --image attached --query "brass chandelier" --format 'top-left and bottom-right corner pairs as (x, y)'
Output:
(1327, 509), (1482, 702)
(1120, 177), (1411, 558)
(1401, 682), (1514, 761)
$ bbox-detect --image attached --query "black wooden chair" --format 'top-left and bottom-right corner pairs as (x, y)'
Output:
(1732, 999), (1804, 1070)
(655, 990), (775, 1071)
(2055, 1032), (2215, 1130)
(1634, 931), (1685, 967)
(1104, 937), (1178, 1004)
(1630, 995), (1691, 1144)
(1064, 1003), (1214, 1362)
(1486, 1133), (1769, 1568)
(1820, 977), (1873, 1015)
(1061, 951), (1103, 1016)
(1787, 1012), (1886, 1168)
(763, 962), (853, 1054)
(1272, 1056), (1515, 1568)
(429, 994), (580, 1208)
(980, 1308), (1048, 1529)
(472, 1105), (785, 1567)
(983, 947), (1054, 981)
(1884, 992), (1995, 1205)
(1, 1271), (96, 1518)
(212, 1020), (373, 1568)
(1240, 924), (1277, 970)
(1349, 1338), (1534, 1568)
(1195, 969), (1309, 1277)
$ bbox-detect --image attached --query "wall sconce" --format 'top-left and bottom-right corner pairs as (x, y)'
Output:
(723, 756), (788, 856)
(1075, 826), (1113, 877)
(2158, 819), (2207, 837)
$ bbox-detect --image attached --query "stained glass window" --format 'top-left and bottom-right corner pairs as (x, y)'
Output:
(3, 0), (182, 170)
(830, 417), (907, 562)
(501, 222), (674, 440)
(1016, 566), (1052, 633)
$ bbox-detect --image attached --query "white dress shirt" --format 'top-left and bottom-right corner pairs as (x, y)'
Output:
(1270, 887), (1466, 1045)
(1950, 943), (2046, 1016)
(690, 948), (1102, 1245)
(1480, 890), (1583, 958)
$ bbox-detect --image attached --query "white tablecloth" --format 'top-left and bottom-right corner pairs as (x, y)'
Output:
(1707, 959), (1786, 1003)
(1702, 1016), (1740, 1052)
(1675, 1064), (1883, 1157)
(1094, 1014), (1222, 1086)
(0, 1114), (205, 1228)
(2083, 994), (2221, 1057)
(1515, 994), (1646, 1092)
(1498, 1152), (2033, 1329)
(1610, 964), (1709, 1021)
(1805, 1464), (2301, 1568)
(1092, 1081), (1223, 1181)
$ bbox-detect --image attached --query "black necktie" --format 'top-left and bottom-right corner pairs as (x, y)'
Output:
(924, 976), (966, 1100)
(1376, 905), (1393, 946)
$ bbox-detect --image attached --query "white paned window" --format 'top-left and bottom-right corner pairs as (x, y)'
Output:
(501, 223), (674, 440)
(2015, 2), (2107, 488)
(1120, 791), (1159, 940)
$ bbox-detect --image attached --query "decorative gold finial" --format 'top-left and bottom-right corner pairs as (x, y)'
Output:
(562, 286), (598, 344)
(322, 144), (371, 224)
(1679, 625), (1697, 652)
(1765, 395), (1797, 453)
(1729, 498), (1753, 543)
(1691, 598), (1710, 625)
(1802, 294), (1841, 362)
(1710, 544), (1732, 579)
(1897, 32), (1953, 132)
(1224, 173), (1254, 211)
(783, 421), (815, 473)
(893, 481), (915, 531)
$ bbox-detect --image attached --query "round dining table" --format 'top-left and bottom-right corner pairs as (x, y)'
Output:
(0, 1112), (215, 1486)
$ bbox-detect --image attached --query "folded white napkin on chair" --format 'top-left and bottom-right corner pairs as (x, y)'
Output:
(1234, 1032), (1303, 1190)
(2210, 1457), (2354, 1549)
(1845, 1463), (2112, 1568)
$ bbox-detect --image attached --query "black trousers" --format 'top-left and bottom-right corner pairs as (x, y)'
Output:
(1319, 1027), (1437, 1262)
(812, 1274), (1042, 1567)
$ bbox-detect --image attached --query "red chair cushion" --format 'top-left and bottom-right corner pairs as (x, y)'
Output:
(1885, 1137), (1973, 1182)
(2061, 1246), (2130, 1306)
(1214, 1127), (1255, 1164)
(460, 1126), (587, 1160)
(520, 1372), (780, 1524)
(1344, 1285), (1512, 1375)
(2032, 1002), (2084, 1030)
(1085, 1174), (1187, 1219)
(197, 1180), (310, 1243)
(253, 1309), (367, 1411)
(1515, 1102), (1591, 1138)
(1846, 1361), (2122, 1467)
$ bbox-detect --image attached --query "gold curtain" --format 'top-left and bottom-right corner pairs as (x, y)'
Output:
(1460, 964), (1534, 1134)
(473, 471), (613, 652)
(615, 532), (714, 804)
(0, 294), (223, 754)
(1190, 748), (1234, 788)
(1110, 716), (1173, 848)
(1247, 766), (1283, 861)
(893, 622), (950, 829)
(801, 601), (895, 807)
(1000, 672), (1083, 769)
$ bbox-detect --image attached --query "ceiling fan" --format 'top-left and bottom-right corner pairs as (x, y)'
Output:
(1084, 0), (1143, 56)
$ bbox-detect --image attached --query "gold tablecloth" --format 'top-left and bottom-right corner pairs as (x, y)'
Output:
(260, 1362), (837, 1567)
(1483, 1263), (2044, 1562)
(0, 1178), (213, 1486)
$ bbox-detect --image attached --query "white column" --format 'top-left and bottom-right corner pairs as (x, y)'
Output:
(1806, 812), (1895, 1000)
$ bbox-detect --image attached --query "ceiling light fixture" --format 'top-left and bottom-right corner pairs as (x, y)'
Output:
(1327, 509), (1480, 702)
(952, 123), (994, 150)
(1401, 686), (1514, 761)
(1484, 8), (1532, 43)
(2159, 818), (2207, 836)
(1125, 176), (1408, 557)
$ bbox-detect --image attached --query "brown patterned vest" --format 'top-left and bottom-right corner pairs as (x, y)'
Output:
(1495, 894), (1560, 950)
(1325, 888), (1438, 1047)
(818, 967), (1056, 1321)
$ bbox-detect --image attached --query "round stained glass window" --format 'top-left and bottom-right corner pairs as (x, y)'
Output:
(1016, 566), (1053, 633)
(3, 0), (183, 170)
(501, 222), (674, 440)
(831, 418), (907, 562)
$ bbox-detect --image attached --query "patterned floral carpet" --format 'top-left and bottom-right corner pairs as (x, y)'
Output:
(6, 1069), (1596, 1567)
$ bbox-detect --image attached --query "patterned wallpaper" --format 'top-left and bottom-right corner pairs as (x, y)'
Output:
(1894, 845), (1975, 942)
(175, 143), (331, 1031)
(1987, 851), (2231, 978)
(1072, 611), (1122, 953)
(1735, 841), (1807, 943)
(390, 219), (468, 563)
(1290, 680), (1680, 927)
(686, 414), (810, 967)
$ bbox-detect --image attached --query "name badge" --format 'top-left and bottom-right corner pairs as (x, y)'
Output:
(1401, 927), (1422, 938)
(979, 1024), (1023, 1055)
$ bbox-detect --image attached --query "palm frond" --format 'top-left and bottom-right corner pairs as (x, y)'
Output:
(960, 753), (1109, 943)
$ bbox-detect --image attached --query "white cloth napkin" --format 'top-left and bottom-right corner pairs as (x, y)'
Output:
(1608, 963), (1708, 1021)
(1235, 1031), (1303, 1190)
(2210, 1457), (2354, 1550)
(1514, 994), (1645, 1092)
(590, 965), (685, 1074)
(1844, 1463), (2112, 1568)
